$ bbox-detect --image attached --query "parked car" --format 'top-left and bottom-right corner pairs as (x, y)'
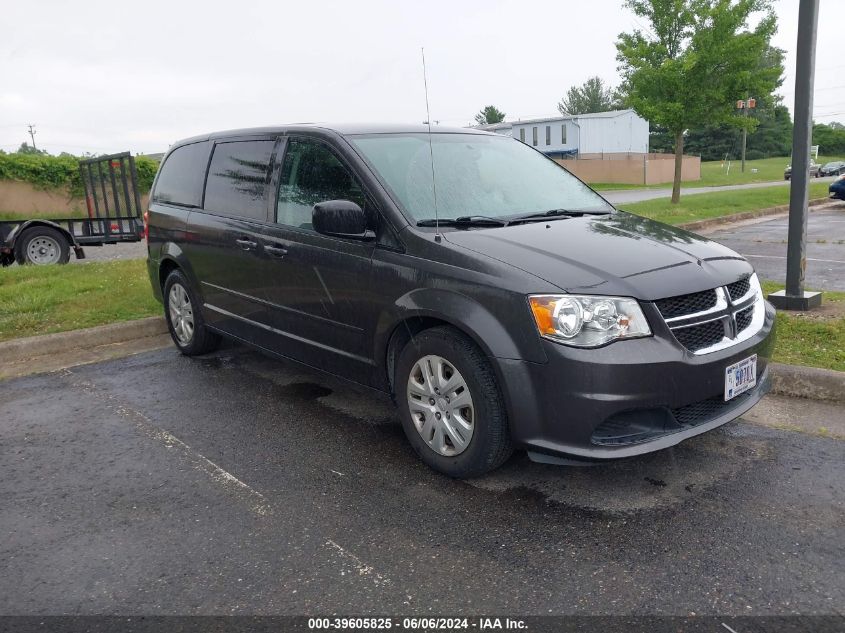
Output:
(784, 160), (821, 180)
(830, 174), (845, 200)
(819, 161), (845, 177)
(146, 124), (775, 477)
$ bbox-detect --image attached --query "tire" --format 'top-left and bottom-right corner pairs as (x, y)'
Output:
(15, 226), (70, 265)
(163, 269), (220, 356)
(395, 326), (512, 478)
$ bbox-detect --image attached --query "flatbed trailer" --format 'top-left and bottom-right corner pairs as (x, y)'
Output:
(0, 152), (145, 266)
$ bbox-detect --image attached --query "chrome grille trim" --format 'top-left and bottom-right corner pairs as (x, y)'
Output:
(657, 274), (765, 355)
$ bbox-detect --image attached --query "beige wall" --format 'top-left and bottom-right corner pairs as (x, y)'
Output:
(556, 154), (701, 185)
(0, 180), (149, 218)
(0, 180), (87, 216)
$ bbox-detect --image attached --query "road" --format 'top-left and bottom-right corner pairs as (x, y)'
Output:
(2, 344), (843, 615)
(602, 176), (838, 204)
(71, 239), (147, 263)
(699, 202), (845, 291)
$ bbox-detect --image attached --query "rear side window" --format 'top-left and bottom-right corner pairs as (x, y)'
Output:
(203, 140), (275, 220)
(153, 141), (210, 207)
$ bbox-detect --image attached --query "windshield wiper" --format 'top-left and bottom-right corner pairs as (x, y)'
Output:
(507, 208), (611, 225)
(416, 215), (509, 227)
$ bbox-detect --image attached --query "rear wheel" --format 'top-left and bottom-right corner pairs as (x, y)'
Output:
(396, 326), (512, 478)
(163, 269), (220, 355)
(16, 227), (70, 265)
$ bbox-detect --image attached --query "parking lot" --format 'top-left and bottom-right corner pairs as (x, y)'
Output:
(2, 344), (843, 615)
(700, 201), (845, 291)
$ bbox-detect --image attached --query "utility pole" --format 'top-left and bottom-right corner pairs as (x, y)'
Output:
(27, 124), (37, 150)
(769, 0), (822, 311)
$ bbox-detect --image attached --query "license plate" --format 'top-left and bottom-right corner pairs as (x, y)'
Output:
(725, 354), (757, 401)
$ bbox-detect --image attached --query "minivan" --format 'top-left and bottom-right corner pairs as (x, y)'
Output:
(147, 124), (775, 477)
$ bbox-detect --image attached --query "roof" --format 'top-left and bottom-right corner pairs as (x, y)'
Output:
(474, 122), (513, 131)
(507, 110), (638, 126)
(172, 123), (493, 147)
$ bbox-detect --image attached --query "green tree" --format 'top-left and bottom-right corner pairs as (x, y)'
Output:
(665, 46), (789, 161)
(558, 76), (620, 115)
(474, 105), (507, 125)
(616, 0), (781, 202)
(812, 123), (845, 155)
(17, 142), (47, 155)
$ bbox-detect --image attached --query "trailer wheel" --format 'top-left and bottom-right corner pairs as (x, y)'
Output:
(15, 227), (71, 265)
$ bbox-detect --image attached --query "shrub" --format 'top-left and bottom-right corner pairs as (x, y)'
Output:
(0, 151), (158, 197)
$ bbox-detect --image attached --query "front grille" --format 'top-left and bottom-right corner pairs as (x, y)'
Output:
(654, 276), (761, 354)
(735, 305), (754, 333)
(655, 289), (717, 319)
(673, 320), (725, 352)
(727, 277), (751, 301)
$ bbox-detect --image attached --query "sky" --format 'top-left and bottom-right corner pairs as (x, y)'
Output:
(1, 0), (842, 156)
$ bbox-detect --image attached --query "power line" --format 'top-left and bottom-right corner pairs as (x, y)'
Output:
(27, 124), (36, 150)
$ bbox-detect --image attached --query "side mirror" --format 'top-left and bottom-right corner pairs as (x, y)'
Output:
(312, 200), (375, 240)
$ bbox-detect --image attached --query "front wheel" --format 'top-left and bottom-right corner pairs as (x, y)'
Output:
(395, 326), (512, 478)
(163, 269), (220, 355)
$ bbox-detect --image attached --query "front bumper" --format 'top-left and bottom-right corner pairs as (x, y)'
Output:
(496, 301), (776, 460)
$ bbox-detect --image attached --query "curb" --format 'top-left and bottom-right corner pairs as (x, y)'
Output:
(769, 362), (845, 403)
(677, 197), (832, 232)
(0, 316), (167, 363)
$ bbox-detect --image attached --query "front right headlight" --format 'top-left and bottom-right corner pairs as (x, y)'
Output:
(528, 294), (651, 348)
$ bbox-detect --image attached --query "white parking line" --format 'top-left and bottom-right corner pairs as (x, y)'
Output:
(59, 368), (272, 517)
(325, 539), (391, 586)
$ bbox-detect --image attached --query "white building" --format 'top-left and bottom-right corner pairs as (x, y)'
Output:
(477, 109), (649, 157)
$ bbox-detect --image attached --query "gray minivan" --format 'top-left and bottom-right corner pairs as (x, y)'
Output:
(146, 124), (775, 477)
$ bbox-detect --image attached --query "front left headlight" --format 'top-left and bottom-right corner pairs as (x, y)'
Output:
(528, 294), (651, 348)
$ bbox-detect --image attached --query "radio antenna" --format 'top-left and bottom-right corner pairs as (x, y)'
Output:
(421, 47), (441, 242)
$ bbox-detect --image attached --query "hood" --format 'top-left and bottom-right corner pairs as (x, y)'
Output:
(442, 212), (752, 301)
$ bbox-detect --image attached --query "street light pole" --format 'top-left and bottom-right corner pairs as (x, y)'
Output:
(768, 0), (821, 311)
(737, 98), (755, 173)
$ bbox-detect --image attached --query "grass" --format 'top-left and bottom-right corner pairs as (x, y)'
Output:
(0, 259), (160, 342)
(591, 154), (845, 190)
(0, 209), (87, 221)
(760, 281), (845, 373)
(620, 182), (831, 225)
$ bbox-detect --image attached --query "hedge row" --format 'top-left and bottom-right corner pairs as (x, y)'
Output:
(0, 152), (159, 197)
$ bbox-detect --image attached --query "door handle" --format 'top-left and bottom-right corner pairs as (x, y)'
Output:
(235, 237), (258, 251)
(264, 244), (288, 258)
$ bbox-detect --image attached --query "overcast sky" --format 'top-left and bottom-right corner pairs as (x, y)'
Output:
(1, 0), (842, 156)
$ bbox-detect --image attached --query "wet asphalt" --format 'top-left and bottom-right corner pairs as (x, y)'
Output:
(1, 344), (843, 616)
(699, 203), (845, 291)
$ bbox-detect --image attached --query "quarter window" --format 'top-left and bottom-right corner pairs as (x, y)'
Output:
(276, 139), (366, 231)
(153, 141), (211, 207)
(203, 140), (274, 220)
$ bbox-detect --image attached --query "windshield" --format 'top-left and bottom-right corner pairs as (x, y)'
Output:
(349, 133), (613, 222)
